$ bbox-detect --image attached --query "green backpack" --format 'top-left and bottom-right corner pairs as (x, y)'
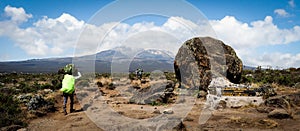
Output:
(60, 74), (75, 94)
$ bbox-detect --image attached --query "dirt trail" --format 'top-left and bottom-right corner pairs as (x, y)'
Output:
(27, 93), (101, 131)
(26, 93), (300, 131)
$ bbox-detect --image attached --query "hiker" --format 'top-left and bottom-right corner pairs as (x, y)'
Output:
(60, 64), (81, 115)
(136, 68), (143, 80)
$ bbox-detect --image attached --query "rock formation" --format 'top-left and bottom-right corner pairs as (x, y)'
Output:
(129, 80), (176, 105)
(174, 37), (243, 91)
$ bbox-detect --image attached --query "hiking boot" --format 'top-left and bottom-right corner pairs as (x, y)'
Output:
(70, 109), (75, 113)
(64, 110), (67, 115)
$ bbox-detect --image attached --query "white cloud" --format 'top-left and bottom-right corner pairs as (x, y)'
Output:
(0, 11), (203, 57)
(4, 5), (32, 23)
(274, 9), (289, 17)
(210, 15), (300, 68)
(210, 16), (300, 49)
(0, 6), (84, 56)
(75, 16), (213, 56)
(289, 0), (296, 8)
(245, 52), (300, 68)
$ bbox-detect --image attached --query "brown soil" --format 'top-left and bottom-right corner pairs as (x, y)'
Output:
(25, 78), (300, 131)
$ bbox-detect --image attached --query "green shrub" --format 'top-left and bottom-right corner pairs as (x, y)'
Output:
(108, 83), (115, 90)
(128, 73), (136, 80)
(77, 79), (90, 87)
(164, 72), (177, 82)
(241, 68), (298, 87)
(143, 72), (150, 78)
(18, 82), (36, 93)
(0, 88), (26, 127)
(97, 73), (110, 78)
(40, 83), (52, 89)
(96, 81), (103, 87)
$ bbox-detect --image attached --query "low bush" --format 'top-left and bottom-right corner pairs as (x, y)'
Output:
(0, 88), (26, 127)
(241, 68), (299, 87)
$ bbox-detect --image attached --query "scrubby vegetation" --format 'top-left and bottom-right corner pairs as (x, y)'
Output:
(0, 87), (26, 127)
(241, 67), (300, 87)
(0, 73), (63, 128)
(0, 67), (299, 129)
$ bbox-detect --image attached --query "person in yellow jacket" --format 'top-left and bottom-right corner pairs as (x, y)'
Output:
(60, 64), (81, 115)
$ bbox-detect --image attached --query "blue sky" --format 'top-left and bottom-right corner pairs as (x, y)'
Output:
(0, 0), (299, 68)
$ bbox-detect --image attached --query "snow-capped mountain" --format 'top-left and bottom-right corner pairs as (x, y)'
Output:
(134, 49), (175, 61)
(95, 47), (175, 62)
(0, 48), (175, 73)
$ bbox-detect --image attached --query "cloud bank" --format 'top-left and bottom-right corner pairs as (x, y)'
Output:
(210, 15), (300, 67)
(0, 6), (84, 56)
(1, 5), (300, 68)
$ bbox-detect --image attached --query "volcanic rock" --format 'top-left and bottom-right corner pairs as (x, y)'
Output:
(163, 109), (174, 114)
(268, 109), (292, 119)
(174, 37), (243, 91)
(153, 109), (161, 114)
(265, 95), (290, 108)
(129, 80), (176, 104)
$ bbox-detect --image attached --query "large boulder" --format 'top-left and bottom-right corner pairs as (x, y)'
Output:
(174, 37), (243, 91)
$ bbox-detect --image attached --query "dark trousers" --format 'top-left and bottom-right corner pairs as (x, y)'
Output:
(63, 92), (74, 113)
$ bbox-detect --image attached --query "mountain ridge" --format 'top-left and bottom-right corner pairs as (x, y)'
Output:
(0, 49), (256, 73)
(0, 49), (175, 73)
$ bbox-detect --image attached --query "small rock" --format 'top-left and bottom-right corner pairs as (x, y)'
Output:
(218, 100), (227, 109)
(259, 119), (278, 128)
(163, 109), (174, 114)
(268, 109), (292, 119)
(153, 109), (161, 114)
(17, 128), (27, 131)
(293, 82), (300, 89)
(198, 90), (208, 98)
(184, 116), (194, 121)
(42, 89), (53, 94)
(141, 79), (147, 84)
(230, 100), (248, 109)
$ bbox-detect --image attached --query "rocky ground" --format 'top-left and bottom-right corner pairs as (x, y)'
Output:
(8, 76), (299, 131)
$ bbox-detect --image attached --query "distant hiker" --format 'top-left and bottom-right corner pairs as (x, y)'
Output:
(136, 68), (143, 80)
(60, 64), (81, 115)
